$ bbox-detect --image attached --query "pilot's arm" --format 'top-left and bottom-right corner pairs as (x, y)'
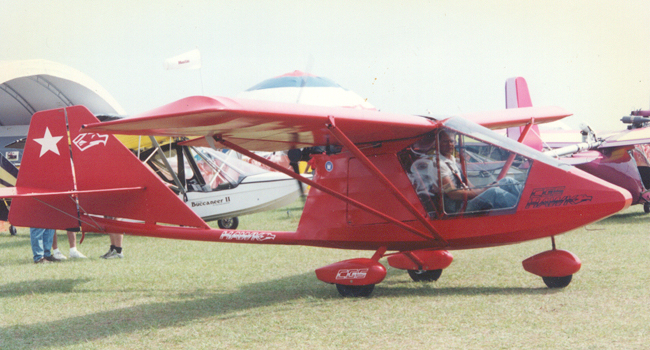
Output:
(441, 172), (485, 201)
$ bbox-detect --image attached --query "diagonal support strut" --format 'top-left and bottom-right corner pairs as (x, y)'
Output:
(213, 136), (442, 244)
(497, 120), (533, 181)
(326, 116), (447, 244)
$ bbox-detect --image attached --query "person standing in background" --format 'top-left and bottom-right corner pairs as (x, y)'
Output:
(52, 231), (87, 259)
(100, 233), (124, 259)
(30, 228), (59, 263)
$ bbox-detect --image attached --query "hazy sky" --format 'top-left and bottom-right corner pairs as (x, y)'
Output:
(2, 0), (649, 131)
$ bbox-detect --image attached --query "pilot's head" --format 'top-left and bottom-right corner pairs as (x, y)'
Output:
(438, 130), (456, 157)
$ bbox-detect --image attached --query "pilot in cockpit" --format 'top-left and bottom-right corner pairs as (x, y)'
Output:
(409, 130), (522, 214)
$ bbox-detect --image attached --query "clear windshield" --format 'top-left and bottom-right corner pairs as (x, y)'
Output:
(190, 147), (267, 190)
(443, 117), (571, 170)
(399, 119), (555, 218)
(145, 145), (269, 192)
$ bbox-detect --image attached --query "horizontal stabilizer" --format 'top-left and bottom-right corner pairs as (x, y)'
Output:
(0, 186), (144, 199)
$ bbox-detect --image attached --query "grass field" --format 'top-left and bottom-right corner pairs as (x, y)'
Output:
(1, 201), (649, 349)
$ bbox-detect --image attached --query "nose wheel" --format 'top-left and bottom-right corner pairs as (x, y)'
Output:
(523, 237), (581, 289)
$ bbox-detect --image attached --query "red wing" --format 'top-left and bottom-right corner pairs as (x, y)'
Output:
(83, 96), (437, 152)
(460, 106), (572, 130)
(598, 127), (650, 149)
(82, 96), (571, 152)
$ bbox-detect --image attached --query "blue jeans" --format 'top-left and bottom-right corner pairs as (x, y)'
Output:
(466, 177), (522, 212)
(30, 228), (55, 262)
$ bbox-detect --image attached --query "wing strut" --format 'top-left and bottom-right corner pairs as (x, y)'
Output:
(214, 136), (443, 244)
(326, 116), (447, 244)
(497, 120), (534, 181)
(148, 136), (187, 196)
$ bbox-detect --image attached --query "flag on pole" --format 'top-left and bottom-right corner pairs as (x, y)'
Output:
(164, 49), (201, 70)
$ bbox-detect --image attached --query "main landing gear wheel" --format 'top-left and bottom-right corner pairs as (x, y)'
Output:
(644, 202), (650, 214)
(542, 275), (573, 289)
(217, 217), (239, 229)
(336, 284), (375, 297)
(408, 269), (443, 282)
(9, 225), (16, 236)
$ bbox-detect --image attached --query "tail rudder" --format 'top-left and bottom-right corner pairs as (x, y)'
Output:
(66, 105), (208, 228)
(505, 77), (543, 151)
(9, 108), (79, 229)
(505, 77), (533, 108)
(9, 106), (209, 230)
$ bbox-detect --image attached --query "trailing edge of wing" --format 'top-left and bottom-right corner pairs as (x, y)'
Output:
(460, 106), (572, 130)
(597, 127), (650, 149)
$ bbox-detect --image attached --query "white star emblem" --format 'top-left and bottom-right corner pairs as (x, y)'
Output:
(33, 127), (63, 157)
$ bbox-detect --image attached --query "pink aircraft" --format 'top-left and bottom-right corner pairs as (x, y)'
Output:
(505, 77), (650, 213)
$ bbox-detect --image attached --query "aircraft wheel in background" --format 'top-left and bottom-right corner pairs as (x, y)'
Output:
(336, 283), (375, 297)
(542, 275), (572, 288)
(644, 202), (650, 214)
(407, 269), (443, 282)
(217, 217), (239, 229)
(9, 226), (16, 236)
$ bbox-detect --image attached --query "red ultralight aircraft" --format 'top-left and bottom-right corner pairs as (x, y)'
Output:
(2, 96), (631, 297)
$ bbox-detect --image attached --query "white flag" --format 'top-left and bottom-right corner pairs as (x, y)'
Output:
(164, 49), (201, 70)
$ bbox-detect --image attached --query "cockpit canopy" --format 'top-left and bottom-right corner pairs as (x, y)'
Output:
(144, 144), (267, 192)
(399, 117), (565, 218)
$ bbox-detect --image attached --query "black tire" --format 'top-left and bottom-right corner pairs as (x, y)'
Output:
(408, 269), (443, 282)
(542, 275), (573, 288)
(9, 225), (16, 236)
(644, 202), (650, 214)
(336, 284), (375, 297)
(217, 217), (239, 229)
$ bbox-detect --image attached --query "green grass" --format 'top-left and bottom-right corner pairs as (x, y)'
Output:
(1, 201), (649, 349)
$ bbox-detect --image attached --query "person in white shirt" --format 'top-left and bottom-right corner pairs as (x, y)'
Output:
(436, 131), (521, 214)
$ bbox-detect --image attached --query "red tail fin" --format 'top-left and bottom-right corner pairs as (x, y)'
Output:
(9, 108), (79, 229)
(505, 77), (533, 108)
(505, 77), (543, 151)
(10, 106), (209, 230)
